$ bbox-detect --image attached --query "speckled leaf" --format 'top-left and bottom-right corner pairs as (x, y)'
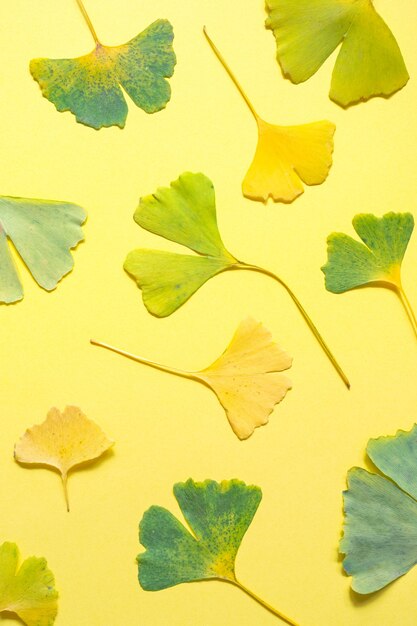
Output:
(341, 425), (417, 593)
(0, 542), (58, 625)
(0, 196), (86, 304)
(266, 0), (409, 107)
(31, 19), (176, 129)
(138, 479), (262, 589)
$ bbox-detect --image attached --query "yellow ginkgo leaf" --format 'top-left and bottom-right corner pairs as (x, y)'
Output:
(204, 28), (335, 204)
(92, 318), (292, 440)
(15, 406), (114, 511)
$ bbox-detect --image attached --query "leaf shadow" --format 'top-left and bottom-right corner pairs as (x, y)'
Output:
(0, 611), (25, 624)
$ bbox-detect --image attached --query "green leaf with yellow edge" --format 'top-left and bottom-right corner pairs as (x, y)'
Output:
(0, 196), (86, 304)
(203, 29), (335, 203)
(137, 479), (300, 625)
(0, 542), (58, 626)
(15, 406), (114, 511)
(122, 171), (350, 388)
(92, 318), (292, 440)
(30, 1), (175, 129)
(341, 425), (417, 594)
(266, 0), (409, 107)
(322, 212), (417, 339)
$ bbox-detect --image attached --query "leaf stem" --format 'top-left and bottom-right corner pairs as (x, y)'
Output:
(75, 0), (100, 45)
(233, 579), (300, 625)
(397, 287), (417, 339)
(61, 473), (70, 512)
(203, 27), (259, 121)
(237, 263), (350, 389)
(90, 339), (198, 381)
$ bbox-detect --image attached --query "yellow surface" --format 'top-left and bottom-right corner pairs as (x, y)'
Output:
(0, 1), (416, 624)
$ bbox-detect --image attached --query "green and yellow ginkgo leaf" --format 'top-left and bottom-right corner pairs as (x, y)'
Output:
(138, 479), (300, 625)
(0, 542), (58, 625)
(266, 0), (409, 107)
(121, 171), (349, 388)
(0, 196), (86, 304)
(204, 29), (335, 203)
(341, 424), (417, 594)
(30, 0), (176, 129)
(92, 318), (292, 440)
(322, 212), (417, 339)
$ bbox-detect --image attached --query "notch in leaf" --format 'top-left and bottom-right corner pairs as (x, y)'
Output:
(322, 212), (417, 340)
(0, 542), (58, 625)
(138, 479), (300, 625)
(0, 196), (86, 304)
(15, 406), (114, 511)
(204, 28), (335, 203)
(121, 171), (349, 388)
(92, 318), (292, 440)
(30, 0), (176, 129)
(266, 0), (409, 107)
(341, 424), (417, 593)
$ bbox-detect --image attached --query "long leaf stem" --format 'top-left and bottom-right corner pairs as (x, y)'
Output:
(90, 339), (198, 381)
(203, 27), (259, 122)
(237, 263), (350, 389)
(397, 286), (417, 339)
(232, 579), (300, 626)
(62, 473), (70, 512)
(75, 0), (100, 45)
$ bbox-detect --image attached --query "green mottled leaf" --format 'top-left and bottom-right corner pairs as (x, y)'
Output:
(0, 196), (86, 304)
(341, 425), (417, 593)
(266, 0), (409, 107)
(138, 479), (262, 590)
(322, 212), (414, 293)
(31, 19), (176, 129)
(0, 542), (58, 625)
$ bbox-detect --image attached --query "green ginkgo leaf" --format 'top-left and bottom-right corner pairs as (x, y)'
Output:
(138, 479), (300, 625)
(0, 542), (58, 625)
(322, 212), (417, 339)
(341, 424), (417, 594)
(30, 0), (175, 129)
(266, 0), (409, 107)
(124, 171), (349, 388)
(0, 196), (86, 304)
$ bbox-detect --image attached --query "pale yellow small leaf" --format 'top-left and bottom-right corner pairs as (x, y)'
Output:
(15, 406), (114, 510)
(197, 318), (292, 439)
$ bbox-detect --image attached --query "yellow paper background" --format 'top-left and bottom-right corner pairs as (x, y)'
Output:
(0, 1), (416, 624)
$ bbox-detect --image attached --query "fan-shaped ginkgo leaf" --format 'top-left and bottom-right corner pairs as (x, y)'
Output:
(92, 318), (292, 440)
(341, 425), (417, 593)
(266, 0), (409, 107)
(0, 196), (86, 304)
(31, 0), (175, 129)
(322, 212), (417, 339)
(123, 171), (349, 387)
(203, 28), (335, 203)
(137, 479), (299, 625)
(0, 542), (58, 626)
(15, 406), (114, 511)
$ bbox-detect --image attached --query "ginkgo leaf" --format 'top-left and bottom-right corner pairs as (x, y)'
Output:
(0, 542), (58, 626)
(340, 424), (417, 594)
(137, 479), (300, 625)
(0, 196), (86, 304)
(30, 0), (176, 129)
(266, 0), (409, 107)
(92, 318), (292, 440)
(203, 29), (335, 203)
(123, 171), (349, 388)
(322, 212), (417, 339)
(15, 406), (114, 511)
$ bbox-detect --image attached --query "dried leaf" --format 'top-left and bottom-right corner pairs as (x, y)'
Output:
(31, 1), (175, 129)
(92, 318), (292, 440)
(0, 196), (86, 304)
(266, 0), (409, 107)
(15, 406), (114, 511)
(0, 542), (58, 625)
